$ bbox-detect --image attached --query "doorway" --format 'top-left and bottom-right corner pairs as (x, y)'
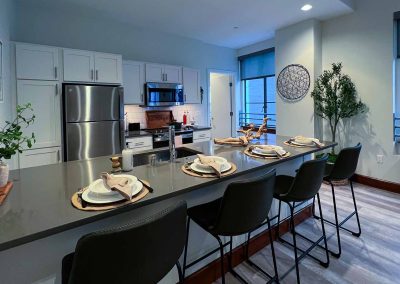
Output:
(209, 71), (235, 139)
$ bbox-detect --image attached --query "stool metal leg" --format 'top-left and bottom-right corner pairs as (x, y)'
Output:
(267, 217), (280, 284)
(317, 193), (330, 267)
(350, 180), (362, 237)
(289, 203), (301, 284)
(275, 200), (282, 239)
(176, 261), (184, 284)
(182, 217), (191, 278)
(215, 236), (226, 284)
(330, 181), (342, 258)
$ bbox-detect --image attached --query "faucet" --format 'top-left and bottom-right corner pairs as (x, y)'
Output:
(169, 125), (176, 162)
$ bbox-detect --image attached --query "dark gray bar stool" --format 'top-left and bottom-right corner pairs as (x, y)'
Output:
(183, 170), (279, 284)
(62, 201), (187, 284)
(313, 143), (362, 258)
(274, 155), (329, 284)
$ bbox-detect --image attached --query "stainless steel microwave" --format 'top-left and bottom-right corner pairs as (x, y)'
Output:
(145, 82), (184, 106)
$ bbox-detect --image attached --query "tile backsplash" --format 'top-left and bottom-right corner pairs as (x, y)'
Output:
(124, 105), (205, 128)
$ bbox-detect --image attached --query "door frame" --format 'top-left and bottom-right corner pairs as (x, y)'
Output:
(207, 69), (237, 137)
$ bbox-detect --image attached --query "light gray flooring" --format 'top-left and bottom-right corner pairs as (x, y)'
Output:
(214, 182), (400, 284)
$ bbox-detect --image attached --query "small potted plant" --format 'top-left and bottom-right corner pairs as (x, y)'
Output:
(311, 63), (366, 163)
(0, 104), (35, 187)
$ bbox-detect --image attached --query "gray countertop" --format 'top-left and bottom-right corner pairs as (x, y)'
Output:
(0, 135), (335, 251)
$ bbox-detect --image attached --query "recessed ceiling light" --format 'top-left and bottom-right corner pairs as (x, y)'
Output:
(301, 4), (313, 11)
(233, 26), (239, 29)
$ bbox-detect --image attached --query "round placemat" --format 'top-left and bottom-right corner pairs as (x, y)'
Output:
(181, 162), (237, 178)
(71, 180), (151, 211)
(244, 149), (291, 159)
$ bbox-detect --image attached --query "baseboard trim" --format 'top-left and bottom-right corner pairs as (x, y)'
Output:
(352, 174), (400, 194)
(184, 205), (312, 284)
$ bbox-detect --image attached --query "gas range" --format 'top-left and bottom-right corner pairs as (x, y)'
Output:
(142, 127), (194, 148)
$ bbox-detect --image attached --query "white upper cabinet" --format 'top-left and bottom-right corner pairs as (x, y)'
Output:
(17, 80), (61, 149)
(163, 65), (182, 83)
(94, 52), (122, 84)
(145, 63), (182, 83)
(123, 61), (145, 105)
(63, 49), (95, 82)
(16, 43), (59, 81)
(182, 67), (200, 104)
(145, 63), (164, 82)
(62, 49), (122, 84)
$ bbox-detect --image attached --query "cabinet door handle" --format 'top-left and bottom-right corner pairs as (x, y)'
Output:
(166, 73), (168, 81)
(57, 150), (61, 162)
(54, 67), (58, 79)
(141, 94), (144, 102)
(162, 74), (165, 81)
(184, 94), (187, 102)
(96, 70), (99, 81)
(91, 70), (94, 80)
(55, 84), (58, 95)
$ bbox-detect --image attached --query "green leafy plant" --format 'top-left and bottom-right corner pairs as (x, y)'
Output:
(0, 104), (36, 162)
(311, 63), (366, 154)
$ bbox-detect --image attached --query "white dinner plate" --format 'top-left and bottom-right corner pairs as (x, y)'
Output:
(252, 148), (286, 157)
(290, 141), (314, 146)
(193, 156), (228, 170)
(82, 181), (143, 204)
(190, 162), (232, 174)
(89, 175), (138, 196)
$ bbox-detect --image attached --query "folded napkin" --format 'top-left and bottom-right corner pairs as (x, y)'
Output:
(100, 173), (132, 200)
(288, 136), (324, 148)
(197, 154), (222, 177)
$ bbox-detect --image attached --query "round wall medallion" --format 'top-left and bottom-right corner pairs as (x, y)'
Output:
(277, 64), (310, 102)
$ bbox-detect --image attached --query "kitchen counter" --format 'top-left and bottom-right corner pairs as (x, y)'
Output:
(0, 135), (335, 252)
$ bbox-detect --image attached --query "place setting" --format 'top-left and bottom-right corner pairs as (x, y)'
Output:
(182, 154), (237, 178)
(284, 135), (325, 148)
(71, 172), (153, 211)
(244, 145), (291, 159)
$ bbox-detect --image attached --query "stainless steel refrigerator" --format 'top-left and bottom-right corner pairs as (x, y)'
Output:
(63, 84), (124, 161)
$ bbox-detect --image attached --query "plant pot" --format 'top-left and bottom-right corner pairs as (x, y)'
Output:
(0, 162), (9, 187)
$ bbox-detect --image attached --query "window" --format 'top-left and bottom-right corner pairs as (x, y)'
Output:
(239, 48), (276, 129)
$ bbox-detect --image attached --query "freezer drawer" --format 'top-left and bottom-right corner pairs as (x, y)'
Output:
(65, 121), (123, 161)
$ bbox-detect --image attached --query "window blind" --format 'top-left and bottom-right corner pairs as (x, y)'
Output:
(239, 48), (275, 80)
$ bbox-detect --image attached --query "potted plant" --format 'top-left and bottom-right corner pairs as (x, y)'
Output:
(0, 104), (35, 187)
(311, 63), (366, 163)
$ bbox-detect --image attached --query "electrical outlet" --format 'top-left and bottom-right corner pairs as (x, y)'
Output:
(377, 155), (384, 164)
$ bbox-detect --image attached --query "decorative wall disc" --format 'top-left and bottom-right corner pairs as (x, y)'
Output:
(277, 64), (310, 102)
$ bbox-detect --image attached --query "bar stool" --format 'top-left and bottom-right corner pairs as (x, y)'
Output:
(274, 155), (329, 284)
(313, 143), (362, 258)
(183, 170), (279, 284)
(62, 201), (187, 284)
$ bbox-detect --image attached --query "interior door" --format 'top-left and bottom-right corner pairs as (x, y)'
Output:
(210, 73), (233, 139)
(63, 49), (95, 82)
(17, 80), (61, 149)
(94, 52), (122, 84)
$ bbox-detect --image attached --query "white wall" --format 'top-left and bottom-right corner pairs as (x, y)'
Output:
(12, 0), (238, 127)
(237, 38), (275, 57)
(322, 0), (400, 183)
(275, 19), (322, 137)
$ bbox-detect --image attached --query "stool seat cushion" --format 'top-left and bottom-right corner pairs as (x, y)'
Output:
(187, 198), (222, 233)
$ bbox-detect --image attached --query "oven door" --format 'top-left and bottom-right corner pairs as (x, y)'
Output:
(146, 83), (184, 106)
(178, 132), (193, 144)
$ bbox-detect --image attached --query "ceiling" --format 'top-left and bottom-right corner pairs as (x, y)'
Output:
(21, 0), (354, 49)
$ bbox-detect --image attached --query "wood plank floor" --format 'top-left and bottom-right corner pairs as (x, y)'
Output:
(213, 182), (400, 283)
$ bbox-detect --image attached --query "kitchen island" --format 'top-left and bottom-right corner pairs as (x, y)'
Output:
(0, 135), (335, 284)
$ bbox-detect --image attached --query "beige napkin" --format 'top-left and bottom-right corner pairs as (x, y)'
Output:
(100, 172), (132, 200)
(197, 154), (222, 177)
(250, 146), (286, 158)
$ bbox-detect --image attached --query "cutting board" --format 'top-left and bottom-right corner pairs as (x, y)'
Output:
(146, 110), (174, 129)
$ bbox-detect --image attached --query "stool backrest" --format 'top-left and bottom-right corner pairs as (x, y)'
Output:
(213, 169), (276, 236)
(329, 143), (362, 180)
(67, 201), (187, 284)
(284, 155), (328, 202)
